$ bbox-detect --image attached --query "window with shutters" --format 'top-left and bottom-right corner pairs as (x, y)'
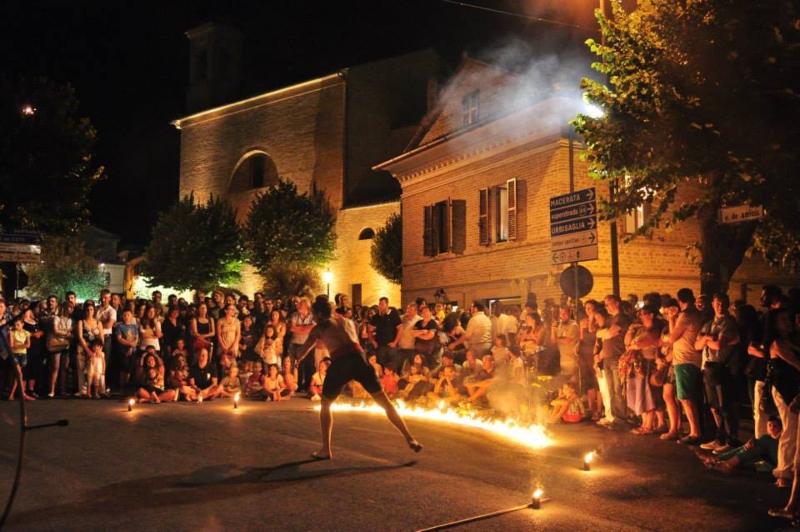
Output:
(623, 203), (652, 235)
(424, 199), (466, 257)
(462, 90), (479, 127)
(479, 178), (517, 246)
(621, 174), (653, 235)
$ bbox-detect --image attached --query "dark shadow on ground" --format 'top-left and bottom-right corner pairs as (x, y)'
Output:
(8, 458), (417, 526)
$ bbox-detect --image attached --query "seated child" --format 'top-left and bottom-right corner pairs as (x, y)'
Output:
(219, 365), (243, 398)
(309, 357), (331, 400)
(548, 381), (584, 423)
(245, 361), (265, 398)
(380, 364), (400, 399)
(168, 354), (197, 401)
(261, 363), (289, 401)
(704, 416), (782, 473)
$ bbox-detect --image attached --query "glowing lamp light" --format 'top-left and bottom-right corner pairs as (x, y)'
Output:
(234, 392), (240, 409)
(198, 394), (204, 404)
(22, 104), (35, 116)
(127, 398), (135, 412)
(584, 451), (594, 471)
(531, 489), (543, 509)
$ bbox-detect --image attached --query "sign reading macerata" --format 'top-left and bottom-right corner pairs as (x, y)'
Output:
(550, 188), (598, 265)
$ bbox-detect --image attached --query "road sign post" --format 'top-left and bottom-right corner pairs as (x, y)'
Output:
(550, 188), (598, 266)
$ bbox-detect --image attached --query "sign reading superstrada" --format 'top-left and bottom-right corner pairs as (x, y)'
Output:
(549, 188), (598, 265)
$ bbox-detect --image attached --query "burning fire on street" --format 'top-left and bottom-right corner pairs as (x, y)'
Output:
(315, 399), (552, 449)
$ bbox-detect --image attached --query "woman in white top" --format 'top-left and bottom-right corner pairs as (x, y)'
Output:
(138, 305), (163, 354)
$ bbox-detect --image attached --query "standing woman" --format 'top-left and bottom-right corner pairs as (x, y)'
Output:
(22, 307), (44, 398)
(267, 309), (287, 359)
(76, 301), (103, 398)
(576, 300), (601, 420)
(138, 305), (163, 355)
(517, 312), (546, 365)
(161, 306), (184, 357)
(47, 301), (74, 397)
(217, 304), (241, 370)
(190, 301), (215, 360)
(624, 305), (664, 434)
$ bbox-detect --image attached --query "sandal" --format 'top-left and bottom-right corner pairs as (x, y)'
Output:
(653, 424), (668, 433)
(630, 427), (652, 435)
(776, 478), (790, 489)
(660, 431), (680, 441)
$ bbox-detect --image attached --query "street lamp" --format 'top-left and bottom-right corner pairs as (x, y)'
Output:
(322, 269), (333, 298)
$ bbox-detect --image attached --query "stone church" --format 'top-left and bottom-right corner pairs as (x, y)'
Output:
(172, 23), (443, 305)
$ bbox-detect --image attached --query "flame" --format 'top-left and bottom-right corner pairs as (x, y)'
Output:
(532, 488), (543, 499)
(584, 451), (594, 464)
(234, 392), (241, 402)
(318, 400), (552, 449)
(128, 399), (135, 406)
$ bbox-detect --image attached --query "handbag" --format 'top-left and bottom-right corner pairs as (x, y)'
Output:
(650, 362), (670, 387)
(414, 332), (439, 356)
(47, 334), (70, 353)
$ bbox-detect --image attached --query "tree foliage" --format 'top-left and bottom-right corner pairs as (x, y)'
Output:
(244, 178), (336, 277)
(370, 212), (402, 285)
(24, 235), (107, 301)
(141, 194), (245, 290)
(573, 0), (800, 294)
(261, 262), (320, 300)
(0, 76), (105, 234)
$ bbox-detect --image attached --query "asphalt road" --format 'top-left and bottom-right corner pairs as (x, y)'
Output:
(0, 396), (796, 531)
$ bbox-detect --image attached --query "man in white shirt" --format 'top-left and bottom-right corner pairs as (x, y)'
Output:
(448, 300), (492, 356)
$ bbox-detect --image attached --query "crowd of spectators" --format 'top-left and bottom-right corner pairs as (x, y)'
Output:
(2, 284), (800, 522)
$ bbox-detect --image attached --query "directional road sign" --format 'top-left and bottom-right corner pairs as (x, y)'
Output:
(550, 187), (598, 265)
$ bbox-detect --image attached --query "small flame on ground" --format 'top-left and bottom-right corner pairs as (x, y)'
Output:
(318, 400), (552, 449)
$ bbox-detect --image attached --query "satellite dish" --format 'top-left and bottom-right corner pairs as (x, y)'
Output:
(559, 265), (594, 299)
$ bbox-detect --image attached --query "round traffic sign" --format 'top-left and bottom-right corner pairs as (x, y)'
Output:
(559, 264), (594, 298)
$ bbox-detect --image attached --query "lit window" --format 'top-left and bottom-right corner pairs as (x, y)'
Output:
(462, 90), (479, 127)
(479, 179), (518, 245)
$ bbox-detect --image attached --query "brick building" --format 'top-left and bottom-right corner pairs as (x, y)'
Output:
(376, 56), (800, 310)
(172, 23), (443, 305)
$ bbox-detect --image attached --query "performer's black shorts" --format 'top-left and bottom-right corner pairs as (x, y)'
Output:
(323, 352), (382, 400)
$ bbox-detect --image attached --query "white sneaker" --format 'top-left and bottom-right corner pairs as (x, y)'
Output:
(700, 440), (723, 451)
(310, 394), (321, 401)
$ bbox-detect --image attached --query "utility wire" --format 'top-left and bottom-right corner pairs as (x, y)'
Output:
(441, 0), (592, 30)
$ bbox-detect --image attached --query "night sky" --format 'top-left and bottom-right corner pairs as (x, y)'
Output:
(3, 0), (597, 248)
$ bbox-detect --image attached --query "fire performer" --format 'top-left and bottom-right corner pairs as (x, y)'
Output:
(295, 295), (422, 459)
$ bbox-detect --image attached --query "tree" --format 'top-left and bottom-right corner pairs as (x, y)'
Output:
(573, 0), (800, 295)
(24, 235), (107, 301)
(244, 179), (336, 289)
(141, 194), (245, 290)
(371, 212), (402, 285)
(0, 76), (105, 234)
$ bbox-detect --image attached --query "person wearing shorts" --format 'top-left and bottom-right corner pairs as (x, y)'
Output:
(295, 295), (422, 460)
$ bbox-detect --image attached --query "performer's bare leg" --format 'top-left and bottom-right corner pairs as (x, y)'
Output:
(312, 397), (334, 460)
(372, 390), (422, 452)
